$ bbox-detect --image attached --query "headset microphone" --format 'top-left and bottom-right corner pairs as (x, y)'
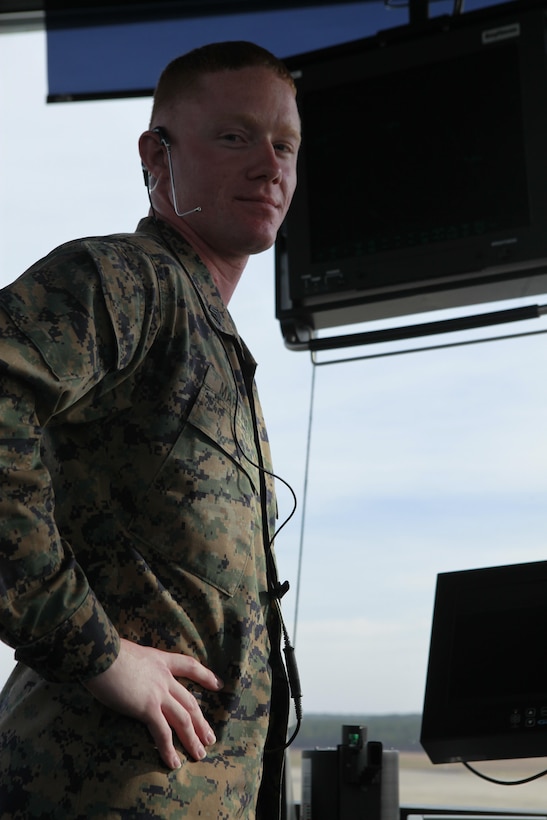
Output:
(149, 126), (202, 219)
(175, 205), (202, 217)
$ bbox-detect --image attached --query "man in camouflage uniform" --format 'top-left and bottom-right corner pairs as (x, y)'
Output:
(0, 41), (301, 818)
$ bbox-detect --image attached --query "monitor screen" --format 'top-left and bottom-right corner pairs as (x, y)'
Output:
(420, 560), (547, 763)
(294, 38), (528, 286)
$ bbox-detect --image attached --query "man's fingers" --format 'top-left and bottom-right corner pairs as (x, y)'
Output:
(146, 694), (214, 768)
(166, 652), (224, 691)
(166, 679), (218, 757)
(146, 713), (184, 770)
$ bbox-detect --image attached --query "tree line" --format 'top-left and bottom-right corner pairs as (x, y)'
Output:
(292, 713), (423, 752)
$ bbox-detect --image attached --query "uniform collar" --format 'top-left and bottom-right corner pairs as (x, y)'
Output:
(136, 216), (257, 372)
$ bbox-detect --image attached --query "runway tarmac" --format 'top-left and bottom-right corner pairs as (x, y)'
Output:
(289, 750), (547, 812)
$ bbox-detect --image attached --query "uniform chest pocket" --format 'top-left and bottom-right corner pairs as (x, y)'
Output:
(127, 367), (261, 597)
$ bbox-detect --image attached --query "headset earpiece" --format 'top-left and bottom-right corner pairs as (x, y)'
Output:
(153, 126), (171, 148)
(142, 126), (170, 189)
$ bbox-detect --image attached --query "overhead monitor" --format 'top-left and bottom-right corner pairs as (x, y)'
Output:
(275, 0), (547, 348)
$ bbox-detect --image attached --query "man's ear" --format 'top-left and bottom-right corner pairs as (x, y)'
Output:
(138, 130), (167, 184)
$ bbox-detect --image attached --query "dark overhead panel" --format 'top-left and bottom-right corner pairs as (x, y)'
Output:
(0, 0), (368, 12)
(44, 0), (369, 23)
(0, 1), (42, 12)
(40, 0), (395, 103)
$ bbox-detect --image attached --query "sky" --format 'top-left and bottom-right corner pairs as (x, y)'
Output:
(1, 12), (547, 720)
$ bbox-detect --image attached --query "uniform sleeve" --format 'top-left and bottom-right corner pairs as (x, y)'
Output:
(0, 243), (151, 682)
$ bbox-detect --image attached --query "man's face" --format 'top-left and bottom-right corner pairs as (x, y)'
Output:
(161, 66), (301, 262)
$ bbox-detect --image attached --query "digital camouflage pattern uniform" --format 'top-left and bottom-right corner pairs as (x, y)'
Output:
(0, 217), (289, 818)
